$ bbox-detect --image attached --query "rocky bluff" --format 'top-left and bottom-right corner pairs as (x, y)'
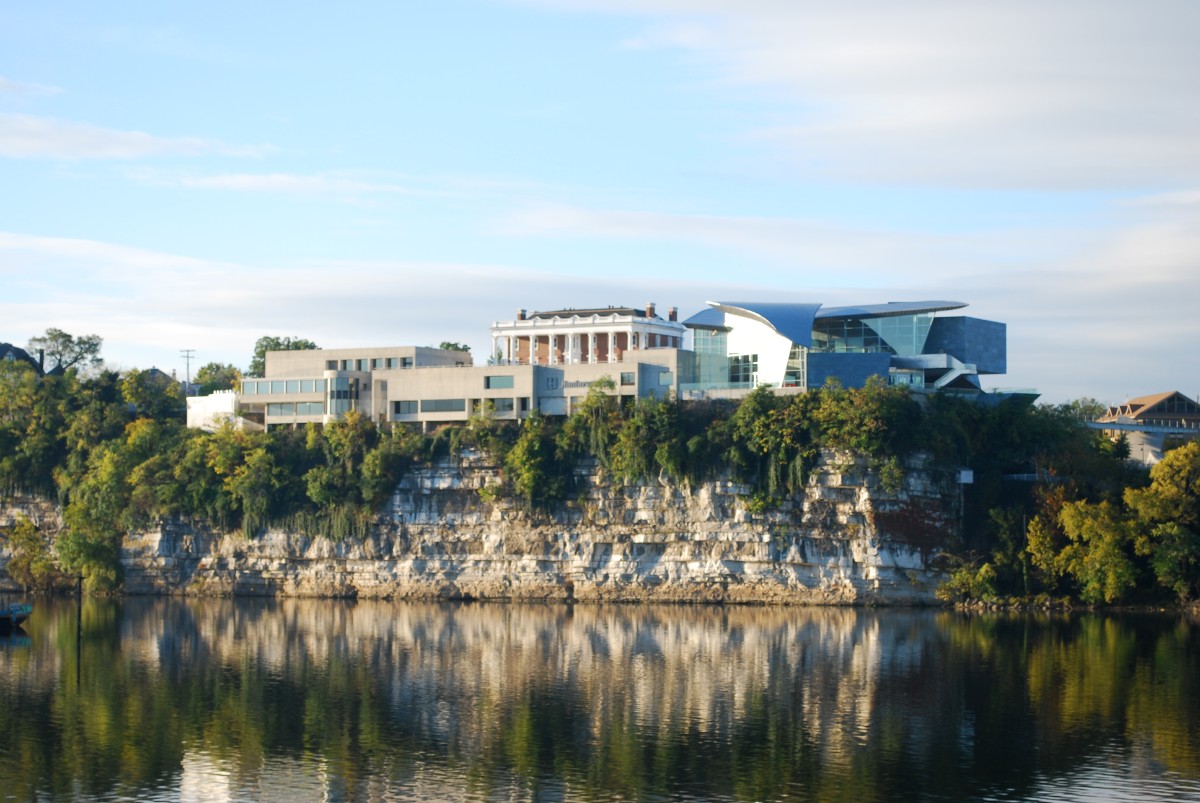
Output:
(4, 451), (960, 604)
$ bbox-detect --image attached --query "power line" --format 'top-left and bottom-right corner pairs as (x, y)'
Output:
(180, 349), (195, 389)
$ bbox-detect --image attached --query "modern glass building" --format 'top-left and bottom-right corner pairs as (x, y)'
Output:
(682, 300), (1006, 392)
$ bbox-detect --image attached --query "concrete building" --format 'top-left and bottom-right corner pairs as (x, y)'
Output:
(236, 338), (684, 431)
(238, 345), (470, 430)
(186, 390), (256, 432)
(202, 296), (1010, 432)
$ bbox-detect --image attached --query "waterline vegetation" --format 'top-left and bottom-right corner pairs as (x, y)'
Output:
(1, 344), (1196, 605)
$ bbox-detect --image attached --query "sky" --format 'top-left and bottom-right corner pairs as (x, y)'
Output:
(2, 0), (1198, 404)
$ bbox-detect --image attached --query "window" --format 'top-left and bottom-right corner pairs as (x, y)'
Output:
(659, 372), (673, 386)
(420, 398), (466, 413)
(340, 360), (351, 370)
(393, 400), (418, 415)
(326, 360), (337, 370)
(286, 380), (300, 394)
(485, 375), (514, 389)
(729, 354), (758, 386)
(242, 381), (257, 395)
(357, 359), (369, 371)
(519, 397), (530, 412)
(371, 358), (384, 369)
(493, 398), (515, 413)
(401, 357), (413, 368)
(270, 380), (285, 394)
(297, 401), (324, 415)
(620, 372), (635, 386)
(783, 345), (807, 388)
(267, 402), (295, 416)
(387, 357), (399, 368)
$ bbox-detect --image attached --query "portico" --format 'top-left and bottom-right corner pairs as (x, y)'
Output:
(491, 304), (686, 366)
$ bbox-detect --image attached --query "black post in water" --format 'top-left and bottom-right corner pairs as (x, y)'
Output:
(76, 574), (82, 688)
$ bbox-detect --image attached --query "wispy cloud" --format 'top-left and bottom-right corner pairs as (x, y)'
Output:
(496, 202), (1093, 283)
(180, 172), (426, 197)
(536, 0), (1200, 190)
(1127, 189), (1200, 208)
(0, 230), (766, 376)
(0, 76), (63, 97)
(0, 113), (267, 159)
(495, 196), (1200, 402)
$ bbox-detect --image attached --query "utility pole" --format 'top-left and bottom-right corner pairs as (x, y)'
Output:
(180, 349), (195, 393)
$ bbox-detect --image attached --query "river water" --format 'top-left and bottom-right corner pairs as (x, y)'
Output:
(0, 597), (1197, 802)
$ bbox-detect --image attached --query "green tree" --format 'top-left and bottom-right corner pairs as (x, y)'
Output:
(506, 411), (567, 511)
(26, 327), (103, 373)
(1056, 500), (1137, 604)
(0, 360), (69, 494)
(121, 368), (184, 420)
(1, 515), (64, 591)
(556, 377), (618, 467)
(438, 341), (471, 353)
(1126, 441), (1200, 599)
(247, 336), (318, 377)
(193, 362), (242, 395)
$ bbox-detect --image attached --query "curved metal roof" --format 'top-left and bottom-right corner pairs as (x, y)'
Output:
(681, 307), (730, 330)
(707, 301), (823, 347)
(704, 300), (968, 347)
(816, 301), (966, 320)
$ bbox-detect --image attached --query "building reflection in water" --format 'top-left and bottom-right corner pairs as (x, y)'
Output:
(1, 598), (1197, 802)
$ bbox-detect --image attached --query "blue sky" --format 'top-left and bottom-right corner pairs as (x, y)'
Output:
(2, 0), (1198, 403)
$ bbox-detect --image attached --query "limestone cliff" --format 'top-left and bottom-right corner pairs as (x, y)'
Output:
(3, 451), (959, 604)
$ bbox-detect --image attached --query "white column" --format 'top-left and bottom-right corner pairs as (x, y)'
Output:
(586, 332), (595, 364)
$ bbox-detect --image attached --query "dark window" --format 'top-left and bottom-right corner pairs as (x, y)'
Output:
(420, 398), (466, 413)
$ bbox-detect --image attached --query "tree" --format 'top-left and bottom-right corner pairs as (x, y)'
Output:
(121, 368), (184, 420)
(438, 341), (470, 353)
(26, 327), (103, 374)
(194, 362), (242, 395)
(556, 377), (617, 466)
(1126, 441), (1200, 599)
(1, 515), (64, 591)
(248, 336), (317, 377)
(505, 412), (567, 510)
(1056, 500), (1137, 604)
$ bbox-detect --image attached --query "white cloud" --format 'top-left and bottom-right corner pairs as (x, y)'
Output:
(0, 231), (740, 375)
(0, 76), (63, 97)
(496, 202), (1094, 284)
(1127, 189), (1200, 208)
(532, 0), (1200, 190)
(495, 196), (1200, 403)
(180, 172), (425, 197)
(0, 113), (266, 159)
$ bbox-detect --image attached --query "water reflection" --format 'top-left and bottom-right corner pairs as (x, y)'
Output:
(0, 599), (1197, 802)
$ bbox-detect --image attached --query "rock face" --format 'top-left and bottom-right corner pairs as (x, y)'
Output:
(3, 451), (959, 604)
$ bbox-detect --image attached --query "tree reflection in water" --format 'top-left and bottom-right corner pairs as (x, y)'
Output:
(0, 599), (1197, 802)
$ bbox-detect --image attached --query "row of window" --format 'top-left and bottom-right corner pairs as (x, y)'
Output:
(267, 402), (325, 416)
(393, 398), (526, 416)
(811, 314), (933, 357)
(243, 379), (326, 395)
(325, 357), (414, 371)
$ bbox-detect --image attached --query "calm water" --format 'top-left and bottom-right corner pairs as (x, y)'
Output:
(0, 598), (1197, 803)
